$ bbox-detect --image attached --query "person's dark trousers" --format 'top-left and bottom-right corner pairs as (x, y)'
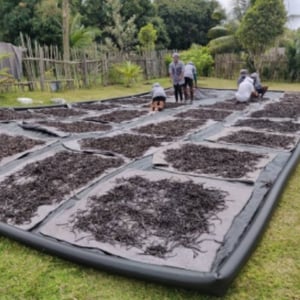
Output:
(174, 84), (183, 102)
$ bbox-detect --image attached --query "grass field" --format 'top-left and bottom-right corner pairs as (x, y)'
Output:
(0, 78), (300, 299)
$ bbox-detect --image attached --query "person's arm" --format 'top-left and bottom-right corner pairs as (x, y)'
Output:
(193, 67), (198, 88)
(179, 62), (185, 82)
(168, 64), (173, 82)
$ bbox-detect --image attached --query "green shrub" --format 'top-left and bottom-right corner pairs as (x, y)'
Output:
(178, 44), (214, 77)
(0, 53), (14, 85)
(113, 61), (143, 87)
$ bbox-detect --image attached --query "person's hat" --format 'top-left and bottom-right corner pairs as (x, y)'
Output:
(250, 72), (258, 79)
(172, 52), (179, 58)
(240, 69), (248, 75)
(152, 82), (160, 88)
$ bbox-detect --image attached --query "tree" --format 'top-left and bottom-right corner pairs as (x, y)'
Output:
(77, 0), (110, 32)
(31, 0), (62, 47)
(155, 0), (225, 50)
(207, 21), (242, 54)
(0, 0), (38, 45)
(236, 0), (287, 71)
(138, 23), (157, 51)
(285, 30), (300, 81)
(120, 0), (155, 30)
(70, 13), (101, 49)
(62, 0), (70, 61)
(149, 16), (170, 50)
(103, 0), (137, 52)
(232, 0), (251, 20)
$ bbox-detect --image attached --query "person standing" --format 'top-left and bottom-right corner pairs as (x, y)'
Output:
(169, 53), (185, 102)
(183, 61), (197, 103)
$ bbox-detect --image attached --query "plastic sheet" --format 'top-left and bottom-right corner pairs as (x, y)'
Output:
(0, 89), (299, 296)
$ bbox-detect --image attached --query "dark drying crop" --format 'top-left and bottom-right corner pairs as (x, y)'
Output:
(164, 143), (265, 178)
(84, 109), (148, 123)
(72, 102), (119, 111)
(234, 118), (300, 133)
(250, 94), (300, 118)
(80, 133), (163, 159)
(0, 109), (37, 121)
(0, 151), (124, 225)
(218, 130), (296, 149)
(0, 134), (45, 162)
(106, 96), (151, 105)
(33, 107), (87, 118)
(36, 120), (112, 133)
(207, 99), (248, 111)
(174, 108), (232, 120)
(72, 176), (227, 258)
(132, 119), (207, 139)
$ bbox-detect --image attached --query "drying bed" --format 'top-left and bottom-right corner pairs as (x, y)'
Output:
(0, 90), (299, 296)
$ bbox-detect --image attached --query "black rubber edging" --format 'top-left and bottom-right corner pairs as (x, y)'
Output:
(1, 142), (299, 297)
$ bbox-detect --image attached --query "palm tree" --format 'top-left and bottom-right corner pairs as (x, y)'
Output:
(70, 13), (101, 49)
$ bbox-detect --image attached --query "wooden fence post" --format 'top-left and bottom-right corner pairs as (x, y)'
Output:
(39, 46), (45, 91)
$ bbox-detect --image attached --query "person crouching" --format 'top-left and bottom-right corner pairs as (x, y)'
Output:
(150, 83), (167, 111)
(235, 76), (258, 103)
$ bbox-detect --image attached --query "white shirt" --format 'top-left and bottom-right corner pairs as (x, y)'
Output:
(151, 85), (167, 99)
(184, 63), (196, 79)
(235, 77), (255, 102)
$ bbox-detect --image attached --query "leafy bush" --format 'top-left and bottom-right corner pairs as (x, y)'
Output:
(112, 61), (143, 87)
(166, 45), (214, 77)
(180, 45), (214, 77)
(0, 53), (14, 85)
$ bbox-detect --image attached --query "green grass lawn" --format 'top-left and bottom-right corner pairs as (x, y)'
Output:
(0, 78), (300, 299)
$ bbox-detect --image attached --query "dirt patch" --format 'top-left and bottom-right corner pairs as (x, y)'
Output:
(163, 143), (265, 178)
(84, 109), (148, 123)
(175, 108), (232, 120)
(0, 151), (124, 225)
(217, 130), (296, 149)
(0, 134), (45, 161)
(132, 119), (207, 139)
(37, 121), (112, 133)
(234, 118), (300, 133)
(72, 176), (227, 258)
(80, 134), (164, 159)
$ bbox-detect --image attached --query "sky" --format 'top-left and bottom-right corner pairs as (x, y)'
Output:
(217, 0), (300, 15)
